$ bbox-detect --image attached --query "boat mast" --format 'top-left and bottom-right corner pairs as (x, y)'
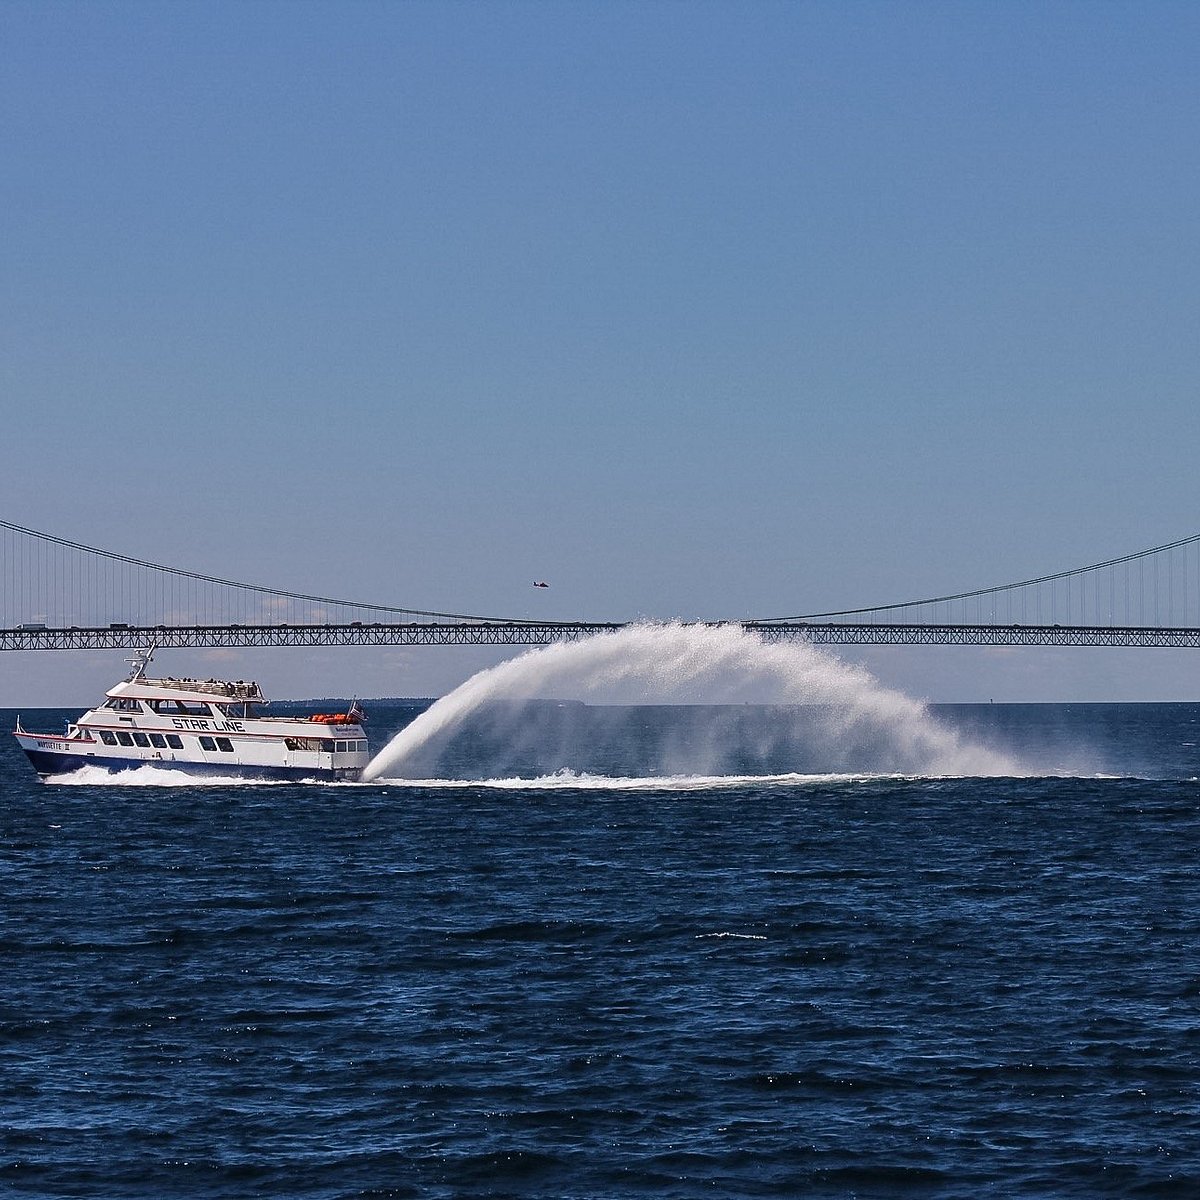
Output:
(126, 643), (157, 681)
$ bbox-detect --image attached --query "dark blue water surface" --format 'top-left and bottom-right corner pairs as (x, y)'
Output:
(2, 702), (1199, 1198)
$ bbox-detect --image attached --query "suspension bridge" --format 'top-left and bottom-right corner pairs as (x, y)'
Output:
(2, 518), (1200, 652)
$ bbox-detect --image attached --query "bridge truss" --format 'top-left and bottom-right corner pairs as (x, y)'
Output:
(3, 621), (1199, 652)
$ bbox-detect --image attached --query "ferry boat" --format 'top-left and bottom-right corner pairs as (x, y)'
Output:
(13, 649), (370, 781)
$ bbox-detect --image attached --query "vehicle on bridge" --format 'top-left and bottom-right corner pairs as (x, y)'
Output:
(12, 648), (369, 782)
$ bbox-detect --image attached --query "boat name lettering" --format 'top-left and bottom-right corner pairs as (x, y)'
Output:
(170, 717), (245, 732)
(37, 739), (68, 751)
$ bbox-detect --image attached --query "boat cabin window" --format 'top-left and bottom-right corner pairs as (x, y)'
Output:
(99, 730), (117, 746)
(149, 734), (167, 749)
(284, 736), (324, 752)
(165, 734), (183, 750)
(115, 731), (134, 747)
(150, 699), (214, 718)
(132, 732), (150, 748)
(197, 735), (236, 752)
(106, 697), (143, 712)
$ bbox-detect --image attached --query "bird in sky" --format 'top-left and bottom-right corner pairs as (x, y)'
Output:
(533, 581), (549, 588)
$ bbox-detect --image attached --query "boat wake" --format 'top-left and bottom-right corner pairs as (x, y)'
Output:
(366, 768), (942, 790)
(45, 765), (314, 787)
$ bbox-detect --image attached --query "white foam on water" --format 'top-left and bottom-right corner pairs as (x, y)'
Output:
(44, 764), (303, 787)
(365, 769), (908, 790)
(363, 622), (1023, 781)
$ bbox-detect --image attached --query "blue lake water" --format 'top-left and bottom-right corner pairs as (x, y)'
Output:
(2, 701), (1199, 1197)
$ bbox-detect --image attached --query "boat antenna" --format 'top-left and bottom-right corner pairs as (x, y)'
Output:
(126, 644), (157, 681)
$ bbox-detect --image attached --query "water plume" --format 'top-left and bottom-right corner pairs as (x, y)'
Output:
(363, 623), (1020, 782)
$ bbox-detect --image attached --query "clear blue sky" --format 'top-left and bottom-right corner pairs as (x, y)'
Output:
(2, 0), (1199, 703)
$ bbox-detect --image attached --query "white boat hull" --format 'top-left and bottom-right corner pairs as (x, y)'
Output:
(15, 732), (366, 781)
(15, 734), (364, 782)
(13, 653), (371, 782)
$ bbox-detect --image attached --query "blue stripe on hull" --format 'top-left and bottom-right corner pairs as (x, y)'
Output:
(20, 748), (359, 783)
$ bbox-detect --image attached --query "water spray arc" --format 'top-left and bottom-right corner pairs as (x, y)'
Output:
(362, 624), (1019, 782)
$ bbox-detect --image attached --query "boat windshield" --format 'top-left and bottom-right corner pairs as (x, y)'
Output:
(147, 698), (214, 718)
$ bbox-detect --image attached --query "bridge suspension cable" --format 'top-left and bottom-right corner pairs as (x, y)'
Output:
(755, 532), (1200, 622)
(4, 517), (1200, 635)
(0, 518), (549, 627)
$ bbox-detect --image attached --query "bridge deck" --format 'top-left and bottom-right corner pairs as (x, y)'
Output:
(2, 622), (1199, 651)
